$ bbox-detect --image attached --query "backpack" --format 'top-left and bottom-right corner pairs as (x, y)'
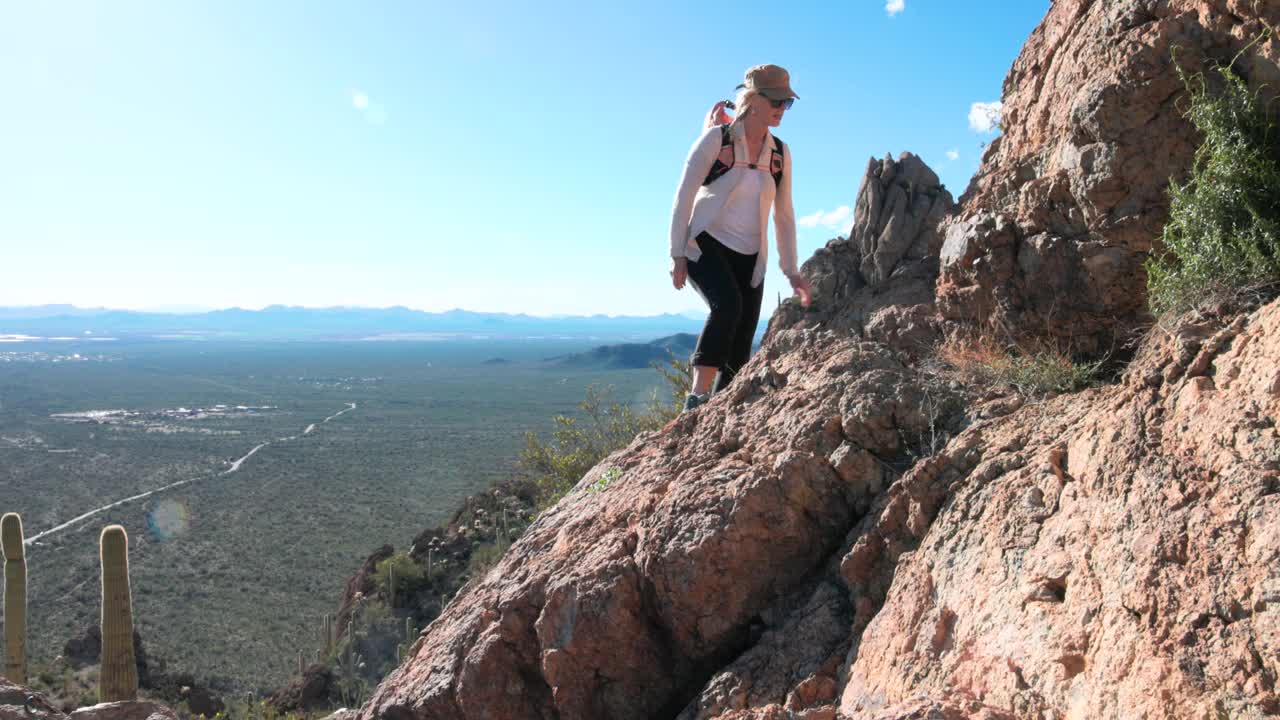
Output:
(701, 124), (785, 187)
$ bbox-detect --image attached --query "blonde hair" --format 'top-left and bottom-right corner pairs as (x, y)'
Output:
(731, 87), (768, 127)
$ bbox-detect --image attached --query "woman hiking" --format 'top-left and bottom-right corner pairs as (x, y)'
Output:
(669, 64), (812, 413)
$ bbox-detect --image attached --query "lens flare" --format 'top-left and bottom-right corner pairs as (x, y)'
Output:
(146, 498), (192, 541)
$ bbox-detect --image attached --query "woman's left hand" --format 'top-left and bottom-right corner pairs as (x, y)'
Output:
(705, 101), (732, 129)
(788, 273), (813, 308)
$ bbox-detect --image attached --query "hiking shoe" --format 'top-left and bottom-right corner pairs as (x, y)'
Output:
(681, 392), (710, 413)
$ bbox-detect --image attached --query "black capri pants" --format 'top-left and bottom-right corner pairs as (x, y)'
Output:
(686, 231), (763, 394)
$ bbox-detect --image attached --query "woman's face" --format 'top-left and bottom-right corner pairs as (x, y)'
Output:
(751, 95), (786, 127)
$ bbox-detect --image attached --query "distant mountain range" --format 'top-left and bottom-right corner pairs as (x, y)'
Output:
(543, 333), (766, 370)
(0, 305), (705, 341)
(546, 333), (699, 369)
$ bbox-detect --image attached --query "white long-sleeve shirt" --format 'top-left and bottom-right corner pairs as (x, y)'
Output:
(707, 168), (767, 255)
(668, 122), (798, 288)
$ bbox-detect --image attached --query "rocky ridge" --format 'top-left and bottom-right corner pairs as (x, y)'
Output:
(355, 293), (1280, 719)
(938, 0), (1279, 354)
(341, 1), (1279, 718)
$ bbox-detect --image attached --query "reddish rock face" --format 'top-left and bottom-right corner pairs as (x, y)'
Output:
(778, 153), (956, 359)
(938, 0), (1280, 354)
(359, 328), (971, 720)
(360, 294), (1280, 719)
(839, 299), (1280, 719)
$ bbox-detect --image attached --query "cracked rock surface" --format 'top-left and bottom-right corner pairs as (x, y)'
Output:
(838, 300), (1280, 718)
(356, 294), (1280, 720)
(937, 0), (1280, 354)
(358, 325), (975, 720)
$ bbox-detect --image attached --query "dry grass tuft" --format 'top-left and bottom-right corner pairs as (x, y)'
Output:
(935, 334), (1105, 397)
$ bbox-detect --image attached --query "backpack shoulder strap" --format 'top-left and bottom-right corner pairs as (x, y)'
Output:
(770, 135), (785, 186)
(701, 124), (735, 187)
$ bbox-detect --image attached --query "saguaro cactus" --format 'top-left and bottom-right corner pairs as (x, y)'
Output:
(396, 616), (417, 665)
(320, 613), (334, 657)
(2, 513), (27, 684)
(99, 525), (138, 702)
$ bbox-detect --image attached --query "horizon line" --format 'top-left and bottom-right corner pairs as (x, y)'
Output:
(0, 302), (710, 320)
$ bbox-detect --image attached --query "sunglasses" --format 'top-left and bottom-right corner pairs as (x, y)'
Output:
(725, 97), (795, 111)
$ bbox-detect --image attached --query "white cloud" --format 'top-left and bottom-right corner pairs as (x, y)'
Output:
(350, 89), (388, 125)
(798, 205), (854, 231)
(946, 149), (959, 161)
(885, 0), (905, 16)
(968, 101), (1003, 133)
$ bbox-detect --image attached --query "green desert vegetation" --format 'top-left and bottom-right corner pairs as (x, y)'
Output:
(301, 356), (691, 696)
(1, 339), (671, 696)
(374, 552), (424, 607)
(1146, 36), (1280, 316)
(517, 357), (690, 506)
(3, 517), (205, 714)
(936, 39), (1280, 397)
(282, 358), (692, 710)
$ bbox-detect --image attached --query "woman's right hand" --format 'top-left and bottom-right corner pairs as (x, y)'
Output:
(788, 272), (813, 308)
(671, 257), (688, 290)
(704, 101), (732, 129)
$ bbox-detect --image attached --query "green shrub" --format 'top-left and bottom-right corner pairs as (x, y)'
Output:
(518, 358), (689, 505)
(1146, 36), (1280, 316)
(374, 552), (423, 597)
(987, 353), (1104, 396)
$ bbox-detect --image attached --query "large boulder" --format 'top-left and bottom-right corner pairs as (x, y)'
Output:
(773, 152), (955, 357)
(937, 0), (1280, 354)
(850, 153), (955, 288)
(267, 664), (336, 713)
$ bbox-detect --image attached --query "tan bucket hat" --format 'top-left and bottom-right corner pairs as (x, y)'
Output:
(736, 64), (799, 101)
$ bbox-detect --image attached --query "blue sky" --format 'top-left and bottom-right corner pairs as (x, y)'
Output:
(0, 0), (1049, 318)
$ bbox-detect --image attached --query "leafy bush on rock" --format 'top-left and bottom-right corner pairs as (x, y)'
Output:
(1146, 37), (1280, 316)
